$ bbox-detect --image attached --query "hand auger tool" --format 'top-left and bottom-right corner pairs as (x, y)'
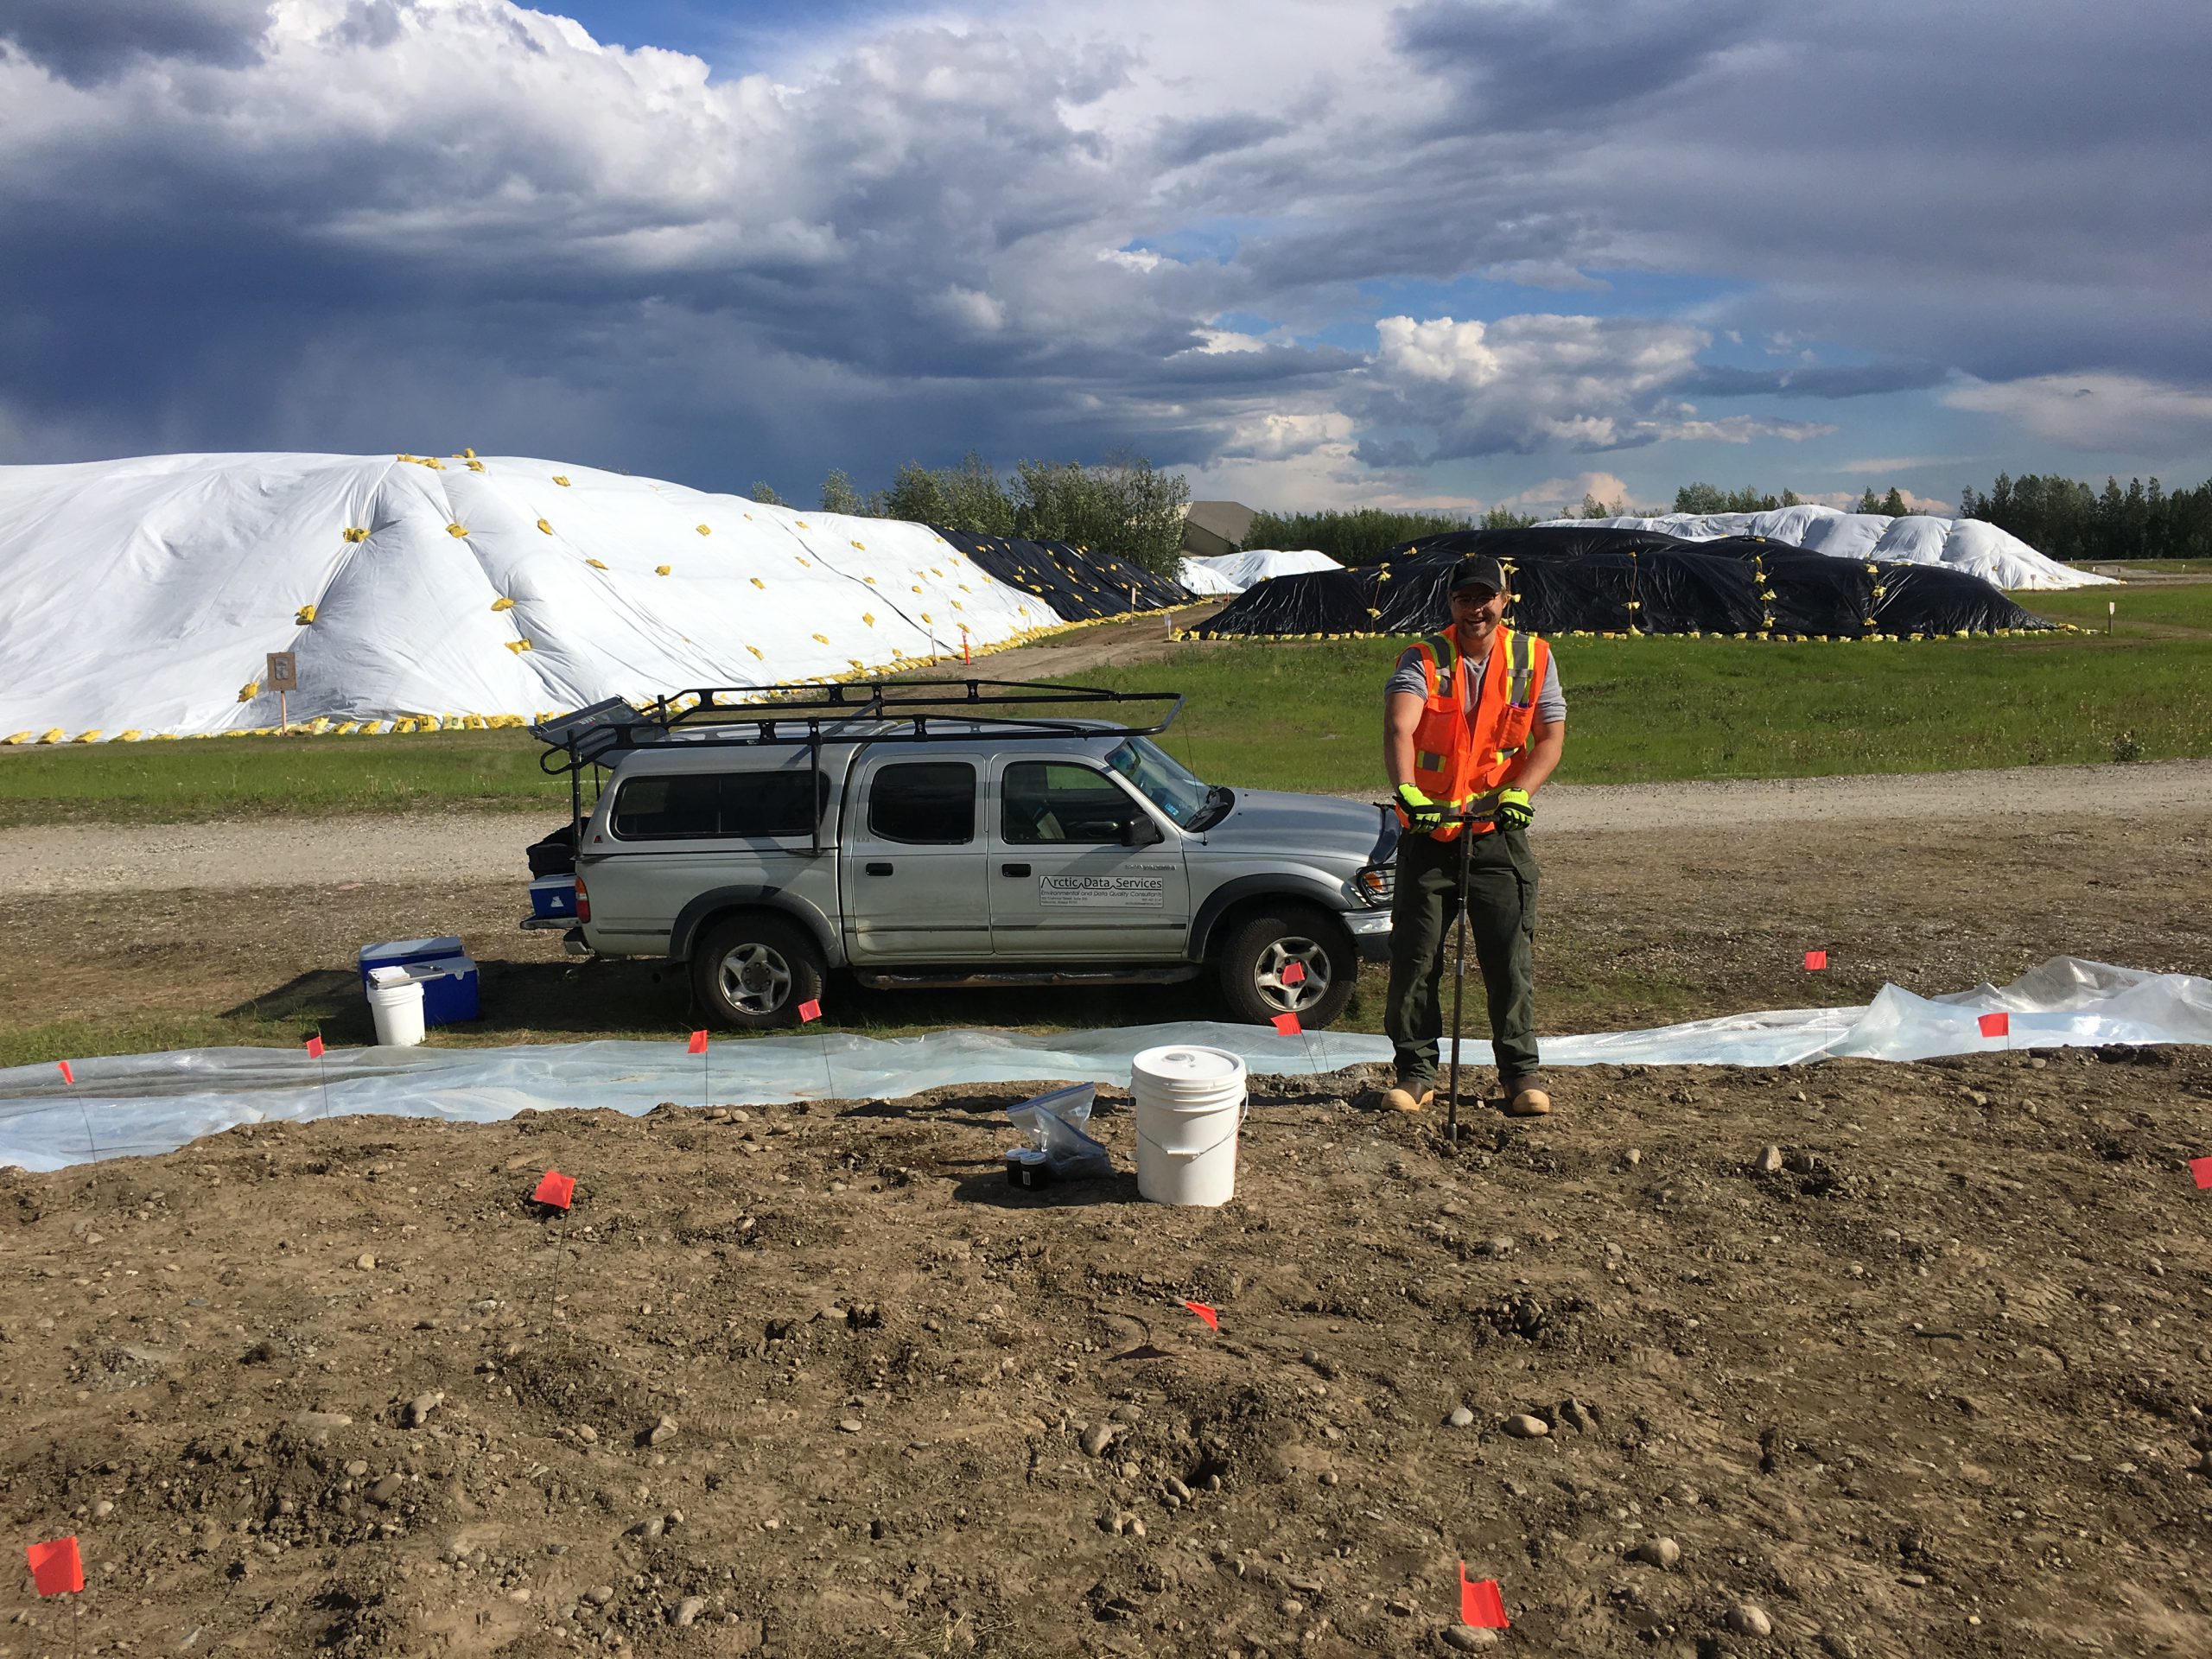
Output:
(1444, 805), (1497, 1142)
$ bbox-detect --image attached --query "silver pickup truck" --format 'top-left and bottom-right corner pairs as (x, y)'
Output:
(530, 683), (1396, 1031)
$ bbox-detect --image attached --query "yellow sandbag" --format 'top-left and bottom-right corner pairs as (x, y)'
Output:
(746, 645), (763, 659)
(463, 448), (476, 458)
(490, 597), (515, 612)
(118, 728), (143, 741)
(654, 565), (671, 576)
(73, 730), (101, 743)
(239, 681), (260, 702)
(506, 639), (532, 653)
(696, 524), (711, 536)
(553, 475), (570, 486)
(466, 459), (485, 473)
(811, 632), (830, 645)
(296, 604), (317, 625)
(851, 540), (866, 550)
(537, 518), (553, 534)
(861, 613), (875, 626)
(343, 526), (369, 543)
(448, 524), (469, 538)
(586, 558), (607, 570)
(750, 577), (766, 589)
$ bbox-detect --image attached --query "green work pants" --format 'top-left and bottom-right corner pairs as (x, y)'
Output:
(1383, 826), (1541, 1089)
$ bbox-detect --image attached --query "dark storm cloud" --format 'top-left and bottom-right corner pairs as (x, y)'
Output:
(0, 0), (2206, 497)
(0, 0), (272, 84)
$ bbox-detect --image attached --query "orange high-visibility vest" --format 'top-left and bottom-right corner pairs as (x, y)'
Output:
(1398, 626), (1550, 841)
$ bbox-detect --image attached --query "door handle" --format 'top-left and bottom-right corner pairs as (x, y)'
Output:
(1001, 862), (1031, 877)
(866, 861), (893, 876)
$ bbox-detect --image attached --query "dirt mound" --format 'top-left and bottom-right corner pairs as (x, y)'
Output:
(3, 1051), (2209, 1656)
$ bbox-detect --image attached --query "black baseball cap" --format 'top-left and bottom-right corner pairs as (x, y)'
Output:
(1447, 555), (1508, 595)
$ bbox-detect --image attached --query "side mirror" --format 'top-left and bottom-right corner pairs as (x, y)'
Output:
(1122, 814), (1165, 848)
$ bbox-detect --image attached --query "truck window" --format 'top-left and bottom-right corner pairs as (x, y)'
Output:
(1001, 761), (1134, 844)
(868, 761), (976, 844)
(611, 771), (823, 839)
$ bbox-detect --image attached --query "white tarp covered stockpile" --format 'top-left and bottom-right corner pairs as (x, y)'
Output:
(1542, 505), (2112, 591)
(1175, 549), (1341, 595)
(0, 453), (1073, 742)
(1, 957), (2202, 1172)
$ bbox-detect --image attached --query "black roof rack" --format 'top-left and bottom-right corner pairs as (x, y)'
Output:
(530, 678), (1183, 775)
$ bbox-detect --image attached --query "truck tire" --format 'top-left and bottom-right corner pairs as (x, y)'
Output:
(1219, 904), (1357, 1029)
(692, 913), (826, 1031)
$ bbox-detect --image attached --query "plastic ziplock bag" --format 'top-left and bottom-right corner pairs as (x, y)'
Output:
(1007, 1083), (1113, 1180)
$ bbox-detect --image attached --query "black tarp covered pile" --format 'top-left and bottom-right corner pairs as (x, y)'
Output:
(1192, 527), (2056, 640)
(932, 528), (1191, 624)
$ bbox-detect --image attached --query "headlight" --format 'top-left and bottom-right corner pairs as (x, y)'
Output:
(1354, 864), (1393, 906)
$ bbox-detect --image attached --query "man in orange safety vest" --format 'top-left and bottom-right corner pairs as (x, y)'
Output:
(1380, 554), (1567, 1116)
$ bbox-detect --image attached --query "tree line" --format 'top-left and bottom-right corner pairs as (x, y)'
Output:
(1956, 473), (2212, 563)
(753, 452), (1190, 575)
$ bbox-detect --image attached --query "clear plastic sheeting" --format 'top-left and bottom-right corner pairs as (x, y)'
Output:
(1, 958), (2203, 1172)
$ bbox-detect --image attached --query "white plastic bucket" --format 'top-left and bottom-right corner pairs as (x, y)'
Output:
(1130, 1044), (1248, 1206)
(366, 970), (426, 1048)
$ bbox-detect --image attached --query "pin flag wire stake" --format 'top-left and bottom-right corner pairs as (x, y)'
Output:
(688, 1028), (709, 1109)
(798, 998), (831, 1096)
(56, 1059), (73, 1086)
(26, 1535), (84, 1596)
(1979, 1010), (2011, 1045)
(306, 1031), (330, 1119)
(1459, 1563), (1509, 1629)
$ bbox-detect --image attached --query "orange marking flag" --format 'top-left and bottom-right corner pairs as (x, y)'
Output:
(27, 1536), (83, 1596)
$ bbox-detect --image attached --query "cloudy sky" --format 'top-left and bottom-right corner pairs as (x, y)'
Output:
(3, 0), (2208, 515)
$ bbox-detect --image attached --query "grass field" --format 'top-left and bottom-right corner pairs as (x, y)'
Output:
(3, 582), (2209, 823)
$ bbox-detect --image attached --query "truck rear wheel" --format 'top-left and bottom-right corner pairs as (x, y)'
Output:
(692, 913), (826, 1031)
(1219, 905), (1357, 1029)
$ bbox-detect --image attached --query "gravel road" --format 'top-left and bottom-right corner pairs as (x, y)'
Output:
(3, 759), (2203, 896)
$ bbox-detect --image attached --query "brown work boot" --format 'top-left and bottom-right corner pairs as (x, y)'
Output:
(1505, 1084), (1552, 1117)
(1381, 1077), (1436, 1114)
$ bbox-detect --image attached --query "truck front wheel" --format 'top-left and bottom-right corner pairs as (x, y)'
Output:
(1219, 905), (1357, 1028)
(692, 913), (826, 1030)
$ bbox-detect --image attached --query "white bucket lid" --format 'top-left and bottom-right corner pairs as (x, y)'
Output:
(1131, 1045), (1246, 1084)
(367, 965), (411, 988)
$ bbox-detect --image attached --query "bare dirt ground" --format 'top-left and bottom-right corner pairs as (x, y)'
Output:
(3, 1048), (2209, 1658)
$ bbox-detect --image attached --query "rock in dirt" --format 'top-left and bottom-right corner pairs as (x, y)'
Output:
(1726, 1603), (1773, 1637)
(648, 1414), (678, 1446)
(1503, 1413), (1550, 1439)
(293, 1410), (353, 1433)
(584, 1585), (615, 1607)
(1477, 1236), (1516, 1257)
(404, 1391), (442, 1427)
(671, 1596), (707, 1628)
(573, 1424), (597, 1444)
(1630, 1535), (1681, 1568)
(1447, 1406), (1476, 1428)
(1443, 1624), (1501, 1650)
(368, 1474), (404, 1505)
(1752, 1145), (1785, 1175)
(1080, 1424), (1118, 1458)
(1163, 1476), (1191, 1502)
(354, 1253), (376, 1271)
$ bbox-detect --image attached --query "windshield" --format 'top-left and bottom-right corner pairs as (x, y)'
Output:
(1104, 736), (1211, 825)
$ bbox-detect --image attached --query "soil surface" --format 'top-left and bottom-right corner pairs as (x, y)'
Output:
(3, 1050), (2209, 1657)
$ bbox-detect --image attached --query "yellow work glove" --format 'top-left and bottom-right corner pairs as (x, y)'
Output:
(1497, 785), (1533, 832)
(1394, 782), (1446, 833)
